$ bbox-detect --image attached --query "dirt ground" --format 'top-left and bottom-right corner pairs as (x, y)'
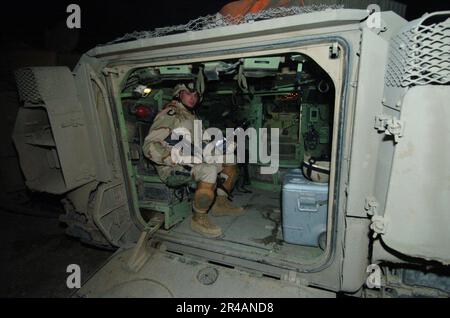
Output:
(0, 208), (113, 298)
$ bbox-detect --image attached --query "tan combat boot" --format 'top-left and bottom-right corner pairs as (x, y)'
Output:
(191, 212), (222, 238)
(211, 194), (245, 216)
(191, 181), (222, 238)
(211, 165), (245, 217)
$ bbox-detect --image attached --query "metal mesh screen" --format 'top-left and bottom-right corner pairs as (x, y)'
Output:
(14, 68), (43, 104)
(105, 4), (344, 45)
(386, 17), (450, 87)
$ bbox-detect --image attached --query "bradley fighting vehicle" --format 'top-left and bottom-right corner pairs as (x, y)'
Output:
(12, 7), (450, 297)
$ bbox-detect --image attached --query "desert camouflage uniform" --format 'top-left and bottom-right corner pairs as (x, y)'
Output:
(142, 100), (226, 187)
(143, 99), (243, 237)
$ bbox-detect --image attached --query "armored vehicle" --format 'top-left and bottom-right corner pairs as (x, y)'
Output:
(12, 7), (450, 297)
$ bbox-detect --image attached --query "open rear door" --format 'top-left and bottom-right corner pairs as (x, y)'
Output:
(13, 66), (142, 248)
(13, 67), (96, 194)
(372, 12), (450, 263)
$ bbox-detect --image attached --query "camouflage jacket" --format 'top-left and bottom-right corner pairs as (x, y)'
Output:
(142, 100), (197, 183)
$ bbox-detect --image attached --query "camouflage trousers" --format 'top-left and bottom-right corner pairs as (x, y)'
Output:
(156, 163), (232, 190)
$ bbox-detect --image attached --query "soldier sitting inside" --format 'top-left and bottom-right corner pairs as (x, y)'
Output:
(142, 82), (245, 238)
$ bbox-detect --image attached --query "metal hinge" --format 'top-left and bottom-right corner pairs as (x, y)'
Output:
(369, 215), (387, 239)
(364, 197), (378, 216)
(329, 42), (340, 59)
(374, 115), (404, 143)
(364, 197), (387, 239)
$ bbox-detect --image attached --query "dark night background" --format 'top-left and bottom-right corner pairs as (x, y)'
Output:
(0, 0), (449, 54)
(0, 0), (231, 53)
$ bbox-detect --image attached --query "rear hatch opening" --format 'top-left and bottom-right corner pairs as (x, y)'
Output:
(114, 43), (344, 274)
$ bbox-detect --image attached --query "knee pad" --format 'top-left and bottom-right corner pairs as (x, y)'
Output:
(193, 182), (215, 213)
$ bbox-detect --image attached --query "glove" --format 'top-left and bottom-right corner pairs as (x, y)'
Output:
(170, 139), (203, 166)
(215, 137), (236, 155)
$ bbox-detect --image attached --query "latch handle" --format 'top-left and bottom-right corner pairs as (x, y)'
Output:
(297, 194), (319, 212)
(374, 115), (404, 143)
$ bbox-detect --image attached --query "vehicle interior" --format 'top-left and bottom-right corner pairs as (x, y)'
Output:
(118, 51), (337, 270)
